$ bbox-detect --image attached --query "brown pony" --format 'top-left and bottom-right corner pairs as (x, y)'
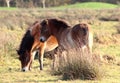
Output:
(40, 18), (93, 53)
(17, 21), (58, 72)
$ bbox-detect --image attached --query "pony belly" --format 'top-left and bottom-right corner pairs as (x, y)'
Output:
(45, 36), (58, 52)
(45, 44), (58, 52)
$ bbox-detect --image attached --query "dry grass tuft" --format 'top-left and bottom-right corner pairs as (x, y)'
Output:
(115, 23), (120, 34)
(52, 46), (103, 80)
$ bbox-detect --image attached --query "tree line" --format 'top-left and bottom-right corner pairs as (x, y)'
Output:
(0, 0), (120, 8)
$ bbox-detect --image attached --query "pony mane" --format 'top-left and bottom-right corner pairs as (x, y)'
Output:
(49, 19), (70, 29)
(18, 30), (34, 55)
(18, 21), (40, 55)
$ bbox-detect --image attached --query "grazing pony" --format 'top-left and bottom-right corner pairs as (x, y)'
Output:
(17, 21), (58, 72)
(40, 18), (93, 53)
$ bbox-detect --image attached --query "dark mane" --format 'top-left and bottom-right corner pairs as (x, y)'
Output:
(49, 19), (70, 28)
(18, 21), (40, 55)
(18, 30), (34, 55)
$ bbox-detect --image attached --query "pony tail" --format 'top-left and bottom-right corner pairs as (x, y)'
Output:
(81, 23), (89, 46)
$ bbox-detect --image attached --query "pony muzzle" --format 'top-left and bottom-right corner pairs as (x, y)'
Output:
(22, 67), (29, 72)
(40, 36), (46, 42)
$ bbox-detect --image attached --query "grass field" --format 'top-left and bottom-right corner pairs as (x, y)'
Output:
(0, 57), (120, 83)
(0, 2), (120, 83)
(0, 7), (17, 10)
(54, 2), (119, 9)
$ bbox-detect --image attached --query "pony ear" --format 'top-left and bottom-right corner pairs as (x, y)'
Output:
(32, 21), (39, 25)
(41, 19), (48, 26)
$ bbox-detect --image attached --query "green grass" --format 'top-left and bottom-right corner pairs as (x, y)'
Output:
(51, 2), (119, 9)
(92, 21), (120, 56)
(0, 7), (17, 10)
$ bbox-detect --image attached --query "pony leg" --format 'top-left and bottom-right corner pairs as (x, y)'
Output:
(30, 41), (40, 70)
(39, 43), (46, 70)
(29, 51), (36, 70)
(39, 49), (44, 70)
(52, 47), (62, 71)
(88, 32), (93, 54)
(52, 54), (57, 70)
(29, 60), (32, 70)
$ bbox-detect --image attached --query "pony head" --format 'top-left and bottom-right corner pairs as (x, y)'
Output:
(40, 18), (69, 42)
(40, 19), (50, 42)
(17, 49), (31, 72)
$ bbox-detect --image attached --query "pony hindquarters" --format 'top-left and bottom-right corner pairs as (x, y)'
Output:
(72, 23), (93, 53)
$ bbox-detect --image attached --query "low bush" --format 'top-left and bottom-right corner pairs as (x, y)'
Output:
(52, 47), (102, 80)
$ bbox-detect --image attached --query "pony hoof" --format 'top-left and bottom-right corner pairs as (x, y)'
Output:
(40, 68), (43, 70)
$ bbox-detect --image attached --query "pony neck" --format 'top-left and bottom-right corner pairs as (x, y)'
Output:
(19, 30), (34, 54)
(53, 27), (70, 45)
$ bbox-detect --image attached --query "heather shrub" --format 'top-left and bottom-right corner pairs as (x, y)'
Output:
(52, 47), (102, 80)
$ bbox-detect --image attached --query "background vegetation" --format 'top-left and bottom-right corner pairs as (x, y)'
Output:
(0, 0), (120, 8)
(0, 2), (120, 83)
